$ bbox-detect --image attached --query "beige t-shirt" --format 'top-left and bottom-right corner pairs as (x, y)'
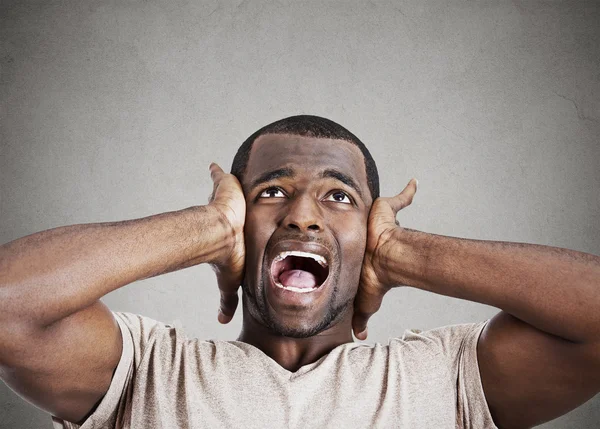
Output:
(52, 312), (497, 429)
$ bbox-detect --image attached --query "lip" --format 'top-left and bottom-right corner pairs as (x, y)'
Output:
(268, 240), (332, 265)
(265, 240), (333, 308)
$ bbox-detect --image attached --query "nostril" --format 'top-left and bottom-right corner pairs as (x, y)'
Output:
(288, 223), (301, 230)
(308, 224), (320, 231)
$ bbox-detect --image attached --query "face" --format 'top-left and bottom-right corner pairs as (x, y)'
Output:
(240, 134), (373, 338)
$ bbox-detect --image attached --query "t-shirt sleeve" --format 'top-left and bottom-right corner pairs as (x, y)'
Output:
(403, 321), (498, 429)
(51, 311), (170, 429)
(453, 321), (498, 429)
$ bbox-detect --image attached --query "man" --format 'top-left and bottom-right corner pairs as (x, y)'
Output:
(0, 115), (598, 429)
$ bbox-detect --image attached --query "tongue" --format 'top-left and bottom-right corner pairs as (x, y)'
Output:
(279, 269), (317, 289)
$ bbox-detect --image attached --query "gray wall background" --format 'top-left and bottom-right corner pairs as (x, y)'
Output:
(1, 0), (599, 428)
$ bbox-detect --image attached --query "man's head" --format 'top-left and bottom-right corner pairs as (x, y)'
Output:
(231, 115), (379, 339)
(231, 115), (379, 200)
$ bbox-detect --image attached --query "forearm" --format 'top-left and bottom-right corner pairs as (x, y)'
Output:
(0, 205), (232, 328)
(382, 228), (600, 343)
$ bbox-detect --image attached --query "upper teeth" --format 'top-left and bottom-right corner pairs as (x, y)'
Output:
(273, 251), (328, 267)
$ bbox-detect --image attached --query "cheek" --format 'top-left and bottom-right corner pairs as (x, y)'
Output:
(337, 221), (368, 279)
(244, 208), (275, 273)
(344, 213), (368, 249)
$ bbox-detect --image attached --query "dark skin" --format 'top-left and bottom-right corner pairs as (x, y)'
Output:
(212, 134), (600, 428)
(1, 133), (599, 428)
(234, 134), (372, 371)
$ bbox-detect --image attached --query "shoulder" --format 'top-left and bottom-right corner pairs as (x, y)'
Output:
(396, 321), (489, 352)
(384, 321), (491, 379)
(110, 312), (189, 367)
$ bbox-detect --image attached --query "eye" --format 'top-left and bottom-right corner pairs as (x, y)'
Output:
(325, 191), (352, 204)
(259, 187), (286, 198)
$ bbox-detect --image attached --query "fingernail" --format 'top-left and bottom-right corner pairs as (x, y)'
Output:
(414, 178), (419, 190)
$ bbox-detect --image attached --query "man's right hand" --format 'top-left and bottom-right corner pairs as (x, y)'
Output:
(0, 161), (247, 424)
(207, 163), (246, 324)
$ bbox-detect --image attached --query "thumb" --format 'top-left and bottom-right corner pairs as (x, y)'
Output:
(208, 162), (224, 203)
(209, 162), (225, 182)
(388, 178), (418, 213)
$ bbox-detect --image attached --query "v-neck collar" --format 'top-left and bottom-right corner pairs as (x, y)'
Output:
(224, 339), (363, 379)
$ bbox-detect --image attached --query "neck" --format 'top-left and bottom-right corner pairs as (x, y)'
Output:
(236, 301), (355, 373)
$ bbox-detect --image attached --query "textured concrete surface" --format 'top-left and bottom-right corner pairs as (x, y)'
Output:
(1, 1), (599, 427)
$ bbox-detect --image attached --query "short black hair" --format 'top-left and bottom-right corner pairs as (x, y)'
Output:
(231, 115), (380, 200)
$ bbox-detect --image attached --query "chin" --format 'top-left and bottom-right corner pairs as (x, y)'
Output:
(262, 292), (354, 339)
(267, 312), (335, 338)
(242, 265), (355, 339)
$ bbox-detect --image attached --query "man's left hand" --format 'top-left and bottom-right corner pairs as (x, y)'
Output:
(352, 178), (418, 340)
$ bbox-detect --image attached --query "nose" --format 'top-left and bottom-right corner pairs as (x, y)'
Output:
(282, 193), (323, 233)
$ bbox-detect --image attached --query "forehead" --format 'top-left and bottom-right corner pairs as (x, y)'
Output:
(245, 134), (369, 194)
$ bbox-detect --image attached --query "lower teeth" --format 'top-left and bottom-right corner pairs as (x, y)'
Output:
(275, 282), (317, 293)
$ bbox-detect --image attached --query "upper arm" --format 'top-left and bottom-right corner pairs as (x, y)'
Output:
(0, 301), (123, 425)
(477, 311), (600, 429)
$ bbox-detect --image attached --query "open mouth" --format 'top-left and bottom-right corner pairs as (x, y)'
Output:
(270, 251), (330, 293)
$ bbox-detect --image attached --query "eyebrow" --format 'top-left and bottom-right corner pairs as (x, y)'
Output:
(249, 167), (364, 199)
(250, 167), (295, 190)
(320, 169), (363, 199)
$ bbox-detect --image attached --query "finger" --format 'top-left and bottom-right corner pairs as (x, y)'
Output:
(216, 268), (241, 324)
(352, 284), (386, 340)
(388, 178), (418, 213)
(352, 311), (370, 341)
(218, 289), (239, 324)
